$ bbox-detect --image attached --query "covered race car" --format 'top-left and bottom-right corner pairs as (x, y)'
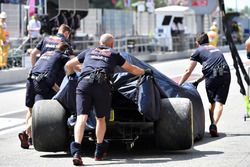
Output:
(32, 52), (205, 152)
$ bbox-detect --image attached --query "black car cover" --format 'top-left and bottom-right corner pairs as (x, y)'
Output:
(115, 52), (205, 140)
(55, 52), (205, 140)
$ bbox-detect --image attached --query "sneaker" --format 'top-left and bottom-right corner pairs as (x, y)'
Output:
(18, 131), (30, 149)
(72, 153), (83, 166)
(94, 140), (109, 161)
(209, 124), (219, 137)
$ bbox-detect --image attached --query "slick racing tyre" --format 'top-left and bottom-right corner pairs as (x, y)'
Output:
(32, 100), (68, 152)
(155, 98), (193, 150)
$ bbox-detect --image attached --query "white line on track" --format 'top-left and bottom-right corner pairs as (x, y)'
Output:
(0, 124), (25, 136)
(0, 108), (26, 117)
(0, 109), (26, 136)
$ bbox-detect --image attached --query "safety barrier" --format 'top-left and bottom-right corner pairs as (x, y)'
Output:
(72, 35), (197, 55)
(0, 34), (222, 70)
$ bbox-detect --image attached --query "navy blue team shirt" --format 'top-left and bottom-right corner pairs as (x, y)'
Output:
(32, 50), (70, 87)
(36, 33), (73, 56)
(190, 45), (230, 78)
(77, 46), (126, 76)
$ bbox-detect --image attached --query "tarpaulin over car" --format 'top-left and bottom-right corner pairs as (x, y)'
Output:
(55, 52), (205, 140)
(115, 52), (205, 140)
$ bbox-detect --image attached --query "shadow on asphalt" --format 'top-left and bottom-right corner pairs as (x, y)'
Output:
(39, 134), (224, 164)
(225, 133), (250, 137)
(40, 153), (71, 158)
(194, 132), (226, 147)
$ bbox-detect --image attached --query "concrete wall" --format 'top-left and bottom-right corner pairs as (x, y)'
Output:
(0, 68), (29, 85)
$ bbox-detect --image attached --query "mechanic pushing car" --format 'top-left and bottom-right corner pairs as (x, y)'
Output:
(29, 24), (74, 67)
(18, 42), (72, 149)
(65, 33), (151, 166)
(18, 24), (74, 149)
(178, 32), (231, 137)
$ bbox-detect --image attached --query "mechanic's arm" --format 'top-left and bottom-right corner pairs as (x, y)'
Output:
(194, 75), (205, 83)
(245, 37), (250, 52)
(178, 60), (197, 85)
(121, 61), (145, 76)
(30, 48), (40, 67)
(68, 55), (82, 72)
(73, 64), (82, 72)
(65, 57), (81, 75)
(52, 83), (60, 92)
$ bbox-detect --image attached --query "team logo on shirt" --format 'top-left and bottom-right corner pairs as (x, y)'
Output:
(45, 36), (62, 48)
(40, 51), (54, 60)
(204, 45), (220, 53)
(90, 48), (111, 61)
(92, 48), (111, 57)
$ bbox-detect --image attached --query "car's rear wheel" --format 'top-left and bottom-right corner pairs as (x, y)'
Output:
(32, 100), (68, 152)
(155, 98), (193, 150)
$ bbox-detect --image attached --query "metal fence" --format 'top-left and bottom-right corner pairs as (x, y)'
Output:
(0, 34), (199, 70)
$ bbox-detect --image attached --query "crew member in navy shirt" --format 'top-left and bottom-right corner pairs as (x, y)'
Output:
(18, 42), (71, 149)
(30, 24), (73, 67)
(178, 32), (231, 137)
(65, 33), (149, 166)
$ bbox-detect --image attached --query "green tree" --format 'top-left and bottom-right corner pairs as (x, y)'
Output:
(115, 0), (168, 10)
(154, 0), (168, 8)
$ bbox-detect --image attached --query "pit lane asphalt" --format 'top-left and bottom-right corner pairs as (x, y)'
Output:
(0, 49), (250, 167)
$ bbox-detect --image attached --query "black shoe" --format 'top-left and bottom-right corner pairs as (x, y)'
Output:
(73, 153), (83, 166)
(18, 131), (30, 149)
(209, 124), (219, 137)
(94, 140), (109, 161)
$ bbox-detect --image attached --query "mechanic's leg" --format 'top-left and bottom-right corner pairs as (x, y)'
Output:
(213, 102), (223, 125)
(18, 107), (32, 149)
(94, 116), (109, 161)
(71, 114), (88, 165)
(26, 94), (47, 139)
(208, 102), (215, 124)
(74, 114), (88, 144)
(25, 107), (32, 137)
(19, 79), (34, 149)
(95, 117), (106, 144)
(209, 102), (221, 137)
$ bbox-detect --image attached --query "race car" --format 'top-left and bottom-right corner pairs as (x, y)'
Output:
(32, 52), (205, 152)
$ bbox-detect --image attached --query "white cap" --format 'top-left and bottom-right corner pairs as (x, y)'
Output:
(0, 12), (7, 19)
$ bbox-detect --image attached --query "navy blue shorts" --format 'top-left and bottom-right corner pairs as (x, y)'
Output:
(76, 79), (111, 118)
(25, 79), (56, 108)
(205, 73), (231, 104)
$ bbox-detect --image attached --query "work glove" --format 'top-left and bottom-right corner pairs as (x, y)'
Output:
(144, 68), (153, 76)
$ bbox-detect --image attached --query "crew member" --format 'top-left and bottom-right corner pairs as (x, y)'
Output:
(27, 14), (41, 48)
(207, 22), (219, 47)
(0, 11), (10, 68)
(30, 24), (73, 67)
(65, 33), (150, 166)
(18, 42), (71, 149)
(178, 33), (231, 137)
(18, 24), (73, 149)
